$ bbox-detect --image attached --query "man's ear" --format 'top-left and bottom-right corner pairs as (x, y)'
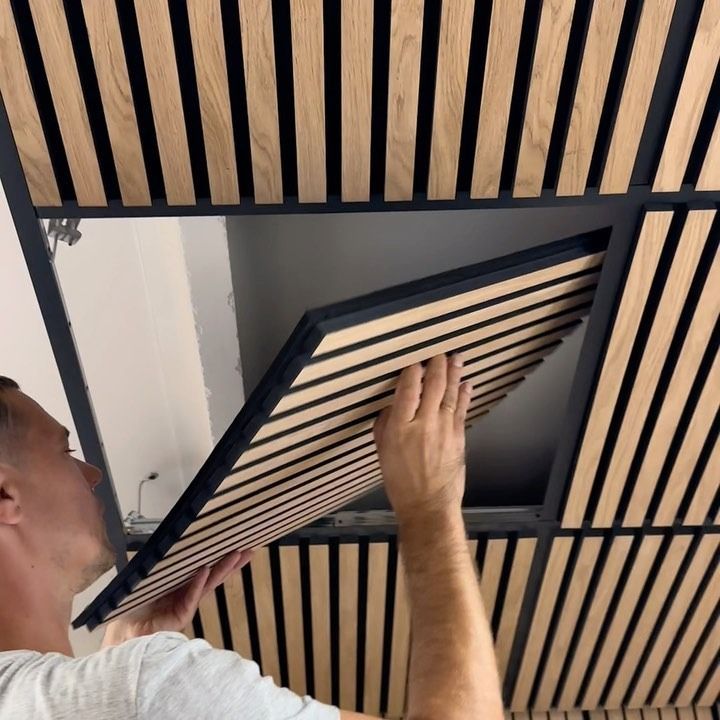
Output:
(0, 465), (22, 525)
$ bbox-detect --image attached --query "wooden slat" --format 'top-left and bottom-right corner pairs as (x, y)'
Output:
(676, 709), (696, 720)
(341, 0), (373, 202)
(556, 0), (626, 196)
(653, 0), (720, 192)
(135, 0), (194, 205)
(653, 352), (720, 525)
(695, 708), (715, 720)
(697, 115), (720, 190)
(625, 709), (643, 720)
(512, 536), (573, 710)
(384, 0), (424, 201)
(534, 537), (603, 709)
(495, 537), (537, 678)
(223, 569), (252, 657)
(426, 0), (475, 200)
(198, 590), (223, 649)
(470, 0), (524, 198)
(0, 0), (60, 206)
(27, 0), (105, 206)
(581, 535), (664, 708)
(599, 0), (675, 194)
(557, 536), (633, 708)
(659, 710), (678, 720)
(279, 545), (306, 695)
(387, 558), (411, 717)
(513, 0), (575, 198)
(80, 0), (149, 206)
(290, 0), (326, 203)
(695, 655), (720, 706)
(480, 538), (508, 623)
(251, 547), (281, 684)
(684, 436), (720, 524)
(309, 544), (332, 704)
(339, 542), (359, 710)
(643, 711), (661, 720)
(626, 249), (720, 525)
(238, 0), (283, 203)
(186, 0), (240, 205)
(563, 212), (672, 527)
(629, 535), (720, 706)
(603, 535), (694, 707)
(363, 542), (389, 714)
(595, 209), (716, 526)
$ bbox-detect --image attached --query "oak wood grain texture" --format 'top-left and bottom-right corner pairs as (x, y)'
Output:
(470, 0), (525, 199)
(480, 538), (508, 622)
(238, 0), (283, 203)
(198, 590), (224, 648)
(223, 569), (252, 657)
(384, 0), (424, 201)
(290, 0), (326, 202)
(594, 209), (716, 527)
(426, 0), (475, 200)
(339, 542), (359, 710)
(534, 537), (603, 709)
(80, 0), (149, 206)
(562, 212), (672, 527)
(599, 0), (675, 194)
(27, 0), (105, 206)
(626, 248), (720, 526)
(134, 0), (194, 205)
(556, 0), (626, 196)
(603, 534), (694, 708)
(652, 561), (720, 706)
(653, 352), (720, 525)
(495, 537), (537, 678)
(186, 0), (240, 205)
(279, 545), (306, 695)
(683, 435), (719, 524)
(581, 535), (664, 708)
(341, 0), (373, 202)
(653, 0), (720, 192)
(513, 0), (575, 198)
(557, 535), (634, 708)
(363, 542), (389, 714)
(386, 558), (411, 717)
(697, 115), (720, 190)
(0, 0), (60, 206)
(678, 621), (720, 706)
(511, 536), (574, 710)
(309, 544), (332, 704)
(250, 547), (282, 685)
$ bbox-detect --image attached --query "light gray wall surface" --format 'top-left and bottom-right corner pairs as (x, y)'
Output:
(226, 204), (637, 509)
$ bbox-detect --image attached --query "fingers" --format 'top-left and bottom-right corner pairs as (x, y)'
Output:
(373, 409), (389, 447)
(202, 550), (245, 596)
(390, 363), (423, 423)
(454, 382), (472, 432)
(440, 354), (464, 415)
(417, 355), (448, 418)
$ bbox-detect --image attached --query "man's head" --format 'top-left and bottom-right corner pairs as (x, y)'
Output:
(0, 378), (116, 594)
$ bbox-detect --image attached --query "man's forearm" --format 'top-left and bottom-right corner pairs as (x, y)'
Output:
(399, 506), (504, 720)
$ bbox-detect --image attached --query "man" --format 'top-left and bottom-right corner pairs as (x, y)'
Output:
(0, 354), (504, 719)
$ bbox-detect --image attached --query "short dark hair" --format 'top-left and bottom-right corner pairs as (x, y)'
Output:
(0, 377), (20, 455)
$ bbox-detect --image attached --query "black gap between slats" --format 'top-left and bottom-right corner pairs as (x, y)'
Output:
(552, 534), (614, 708)
(412, 0), (442, 195)
(583, 210), (687, 523)
(379, 536), (398, 716)
(323, 0), (341, 197)
(475, 533), (489, 578)
(191, 610), (204, 640)
(685, 68), (720, 186)
(221, 0), (254, 199)
(491, 534), (516, 637)
(329, 539), (340, 707)
(299, 540), (316, 697)
(499, 0), (542, 192)
(455, 0), (491, 193)
(618, 531), (704, 706)
(272, 0), (297, 199)
(242, 563), (263, 666)
(63, 0), (119, 201)
(356, 539), (369, 711)
(692, 647), (720, 705)
(9, 0), (75, 200)
(167, 0), (209, 201)
(576, 532), (643, 706)
(528, 533), (583, 708)
(369, 0), (390, 197)
(708, 487), (720, 526)
(543, 0), (593, 190)
(587, 0), (642, 189)
(114, 0), (165, 200)
(215, 584), (234, 650)
(617, 231), (719, 521)
(269, 544), (290, 688)
(632, 0), (703, 186)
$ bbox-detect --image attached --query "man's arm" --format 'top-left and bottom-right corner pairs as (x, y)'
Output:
(342, 354), (504, 720)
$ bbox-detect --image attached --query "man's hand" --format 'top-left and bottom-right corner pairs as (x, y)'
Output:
(373, 354), (471, 524)
(100, 549), (254, 648)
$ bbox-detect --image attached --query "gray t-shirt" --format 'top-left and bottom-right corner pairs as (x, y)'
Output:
(0, 631), (340, 720)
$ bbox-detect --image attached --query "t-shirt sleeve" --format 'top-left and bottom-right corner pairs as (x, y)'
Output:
(135, 632), (340, 720)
